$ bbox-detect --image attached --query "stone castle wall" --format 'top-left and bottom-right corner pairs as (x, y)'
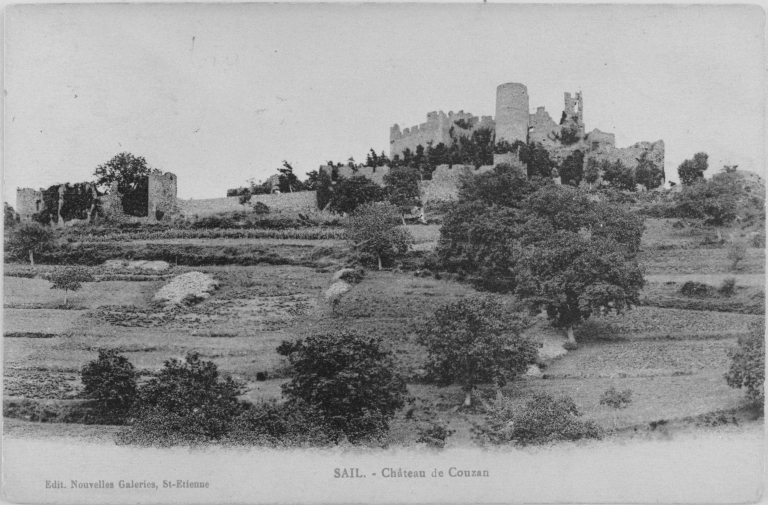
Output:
(389, 110), (495, 159)
(419, 164), (496, 205)
(178, 191), (318, 217)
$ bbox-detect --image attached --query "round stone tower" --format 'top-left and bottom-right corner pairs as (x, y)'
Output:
(495, 83), (529, 145)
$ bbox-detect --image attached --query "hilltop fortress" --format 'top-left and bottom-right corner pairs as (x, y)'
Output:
(390, 82), (663, 171)
(15, 81), (664, 222)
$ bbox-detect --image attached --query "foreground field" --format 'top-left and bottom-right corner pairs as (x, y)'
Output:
(3, 260), (762, 447)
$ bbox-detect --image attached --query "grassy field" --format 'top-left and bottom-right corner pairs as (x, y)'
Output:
(3, 216), (763, 447)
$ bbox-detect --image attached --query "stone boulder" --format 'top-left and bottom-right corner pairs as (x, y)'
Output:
(153, 271), (219, 306)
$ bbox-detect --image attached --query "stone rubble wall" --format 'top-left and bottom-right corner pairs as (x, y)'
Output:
(178, 190), (318, 217)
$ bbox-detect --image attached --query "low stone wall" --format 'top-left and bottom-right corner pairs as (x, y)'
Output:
(419, 164), (495, 204)
(178, 191), (318, 217)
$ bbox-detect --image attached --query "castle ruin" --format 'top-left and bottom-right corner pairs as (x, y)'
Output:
(388, 82), (664, 181)
(16, 170), (178, 226)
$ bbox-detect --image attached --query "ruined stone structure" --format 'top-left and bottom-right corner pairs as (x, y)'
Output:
(389, 111), (495, 159)
(318, 164), (391, 186)
(178, 191), (317, 217)
(16, 170), (178, 226)
(495, 82), (530, 145)
(388, 81), (665, 193)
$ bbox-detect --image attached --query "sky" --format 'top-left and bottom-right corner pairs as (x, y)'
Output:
(4, 3), (765, 205)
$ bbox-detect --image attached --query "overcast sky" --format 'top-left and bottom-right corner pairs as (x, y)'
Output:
(4, 3), (765, 204)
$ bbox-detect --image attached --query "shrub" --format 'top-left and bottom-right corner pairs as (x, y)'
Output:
(680, 281), (715, 297)
(599, 386), (633, 409)
(724, 322), (765, 405)
(476, 392), (601, 446)
(277, 331), (407, 443)
(416, 419), (455, 449)
(225, 400), (332, 447)
(719, 278), (737, 296)
(251, 201), (270, 215)
(81, 349), (138, 422)
(751, 233), (765, 248)
(120, 352), (246, 446)
(417, 295), (538, 406)
(727, 241), (748, 270)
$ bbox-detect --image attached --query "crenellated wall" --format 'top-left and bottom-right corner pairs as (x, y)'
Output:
(390, 110), (496, 159)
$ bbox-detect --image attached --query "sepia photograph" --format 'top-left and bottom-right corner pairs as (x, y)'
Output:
(2, 3), (765, 503)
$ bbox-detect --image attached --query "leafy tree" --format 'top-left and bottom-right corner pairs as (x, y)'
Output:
(4, 203), (19, 229)
(724, 321), (765, 404)
(278, 161), (304, 193)
(277, 331), (407, 442)
(518, 142), (556, 178)
(634, 152), (665, 190)
(457, 163), (551, 208)
(7, 222), (54, 265)
(238, 190), (252, 209)
(50, 266), (94, 307)
(346, 202), (412, 269)
(93, 152), (152, 194)
(329, 176), (387, 215)
(677, 152), (708, 186)
(304, 170), (320, 190)
(81, 349), (138, 418)
(584, 157), (601, 188)
(560, 123), (581, 145)
(599, 386), (633, 429)
(673, 172), (745, 226)
(417, 296), (538, 406)
(601, 159), (636, 192)
(125, 352), (246, 445)
(315, 168), (334, 211)
(515, 230), (645, 344)
(384, 167), (421, 223)
(559, 150), (585, 187)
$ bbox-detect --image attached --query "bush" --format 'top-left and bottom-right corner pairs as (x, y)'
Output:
(724, 322), (765, 405)
(680, 281), (715, 297)
(81, 349), (138, 422)
(119, 352), (246, 446)
(727, 241), (748, 270)
(475, 392), (601, 446)
(225, 400), (332, 447)
(719, 278), (737, 296)
(599, 386), (633, 409)
(751, 233), (765, 248)
(277, 331), (407, 443)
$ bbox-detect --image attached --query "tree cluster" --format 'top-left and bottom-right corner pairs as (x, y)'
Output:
(437, 167), (645, 343)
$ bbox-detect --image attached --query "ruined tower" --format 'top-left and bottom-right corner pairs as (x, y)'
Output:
(495, 83), (529, 145)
